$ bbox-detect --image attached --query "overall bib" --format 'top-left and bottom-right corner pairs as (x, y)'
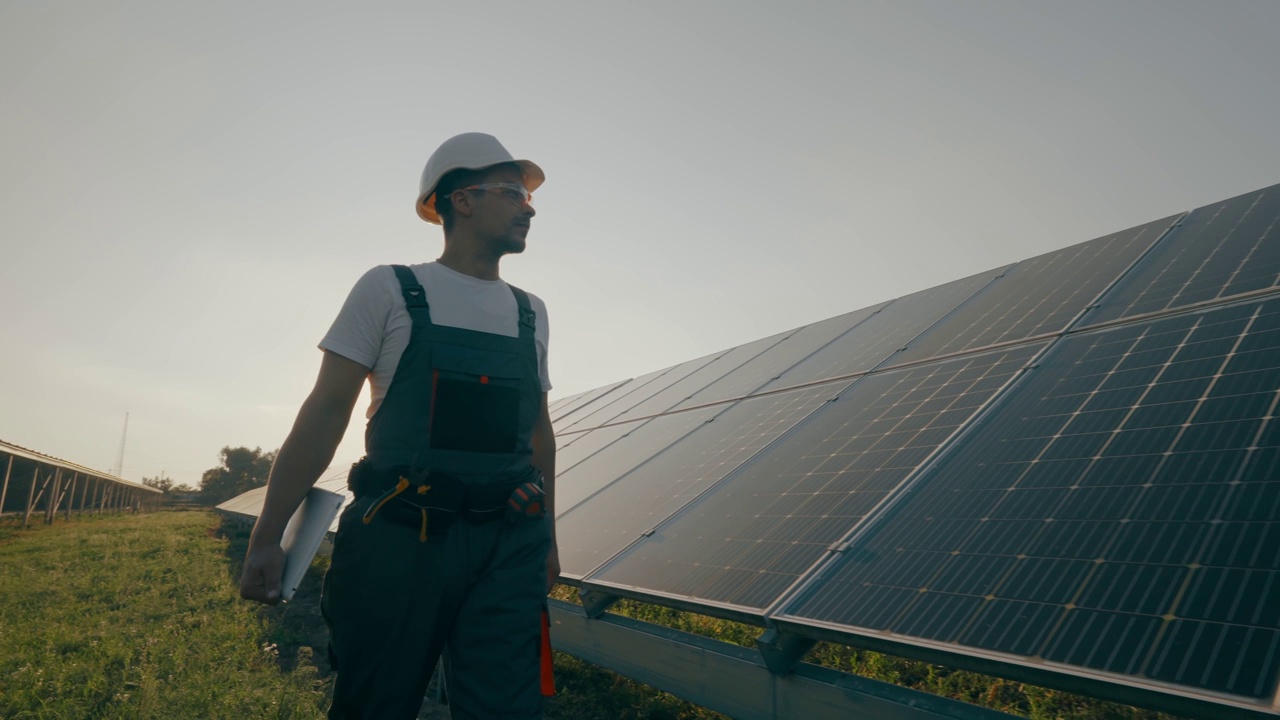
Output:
(321, 265), (550, 720)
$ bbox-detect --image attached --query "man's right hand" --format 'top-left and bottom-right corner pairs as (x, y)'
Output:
(240, 544), (286, 605)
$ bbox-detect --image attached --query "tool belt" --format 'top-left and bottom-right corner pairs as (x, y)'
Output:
(348, 458), (544, 542)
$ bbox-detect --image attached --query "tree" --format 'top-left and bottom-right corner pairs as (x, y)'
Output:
(142, 475), (196, 495)
(199, 446), (277, 504)
(142, 475), (175, 493)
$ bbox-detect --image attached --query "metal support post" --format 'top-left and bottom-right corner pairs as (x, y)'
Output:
(0, 455), (12, 517)
(45, 469), (62, 524)
(579, 588), (621, 618)
(23, 467), (42, 528)
(64, 473), (77, 521)
(757, 628), (817, 675)
(78, 474), (89, 516)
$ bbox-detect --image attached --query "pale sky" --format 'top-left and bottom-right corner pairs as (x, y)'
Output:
(2, 1), (1278, 488)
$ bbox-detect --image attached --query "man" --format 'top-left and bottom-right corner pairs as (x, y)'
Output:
(240, 132), (559, 720)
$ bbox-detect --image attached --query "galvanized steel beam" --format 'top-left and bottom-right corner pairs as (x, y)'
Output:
(547, 599), (1019, 720)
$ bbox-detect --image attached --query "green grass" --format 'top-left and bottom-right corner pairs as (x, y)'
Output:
(0, 512), (734, 719)
(0, 513), (327, 719)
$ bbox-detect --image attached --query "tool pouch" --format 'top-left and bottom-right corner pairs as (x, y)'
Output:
(349, 458), (542, 540)
(353, 462), (465, 542)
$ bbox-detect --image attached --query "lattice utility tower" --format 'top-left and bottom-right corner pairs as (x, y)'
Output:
(112, 412), (129, 477)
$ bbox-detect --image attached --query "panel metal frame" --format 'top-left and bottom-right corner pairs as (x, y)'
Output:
(549, 598), (1023, 720)
(765, 613), (1278, 720)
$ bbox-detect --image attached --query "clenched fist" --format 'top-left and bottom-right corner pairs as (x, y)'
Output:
(240, 544), (286, 605)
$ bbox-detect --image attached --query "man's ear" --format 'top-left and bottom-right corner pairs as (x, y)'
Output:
(450, 189), (475, 220)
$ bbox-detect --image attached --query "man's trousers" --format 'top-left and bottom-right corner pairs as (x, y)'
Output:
(320, 495), (551, 720)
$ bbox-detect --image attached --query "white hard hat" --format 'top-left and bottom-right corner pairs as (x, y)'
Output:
(416, 132), (545, 224)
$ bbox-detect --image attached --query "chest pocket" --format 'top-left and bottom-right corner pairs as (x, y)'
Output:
(429, 341), (528, 453)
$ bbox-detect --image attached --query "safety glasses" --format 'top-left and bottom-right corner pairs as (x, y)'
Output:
(457, 183), (533, 208)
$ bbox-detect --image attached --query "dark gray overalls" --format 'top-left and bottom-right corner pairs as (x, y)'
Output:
(321, 265), (551, 720)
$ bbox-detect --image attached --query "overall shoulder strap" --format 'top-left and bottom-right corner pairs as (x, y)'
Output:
(391, 265), (431, 327)
(508, 284), (537, 342)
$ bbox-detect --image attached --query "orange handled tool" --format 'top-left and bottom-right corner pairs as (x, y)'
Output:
(540, 604), (555, 696)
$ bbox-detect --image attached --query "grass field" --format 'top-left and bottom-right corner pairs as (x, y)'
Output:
(0, 511), (1191, 719)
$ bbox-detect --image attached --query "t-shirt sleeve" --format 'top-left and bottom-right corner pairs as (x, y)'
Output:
(319, 266), (392, 370)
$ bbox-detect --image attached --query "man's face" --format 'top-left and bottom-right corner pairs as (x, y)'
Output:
(469, 165), (536, 256)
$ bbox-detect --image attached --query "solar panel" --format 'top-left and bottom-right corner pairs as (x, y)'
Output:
(554, 420), (642, 474)
(550, 379), (630, 423)
(552, 428), (591, 450)
(889, 216), (1177, 367)
(587, 343), (1044, 616)
(780, 297), (1280, 704)
(670, 303), (888, 411)
(558, 352), (723, 432)
(549, 394), (579, 415)
(556, 381), (852, 579)
(555, 406), (723, 514)
(1085, 184), (1280, 326)
(554, 369), (669, 432)
(755, 268), (1006, 394)
(605, 332), (795, 424)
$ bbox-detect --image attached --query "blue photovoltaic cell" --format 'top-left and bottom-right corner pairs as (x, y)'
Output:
(671, 303), (888, 411)
(756, 268), (1005, 393)
(557, 382), (849, 579)
(1085, 184), (1280, 325)
(588, 343), (1042, 614)
(555, 406), (722, 515)
(890, 216), (1176, 367)
(784, 298), (1280, 700)
(606, 332), (794, 424)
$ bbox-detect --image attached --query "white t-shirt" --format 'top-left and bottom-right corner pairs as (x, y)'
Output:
(320, 262), (551, 419)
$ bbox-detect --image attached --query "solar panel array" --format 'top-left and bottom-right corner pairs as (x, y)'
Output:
(553, 182), (1280, 717)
